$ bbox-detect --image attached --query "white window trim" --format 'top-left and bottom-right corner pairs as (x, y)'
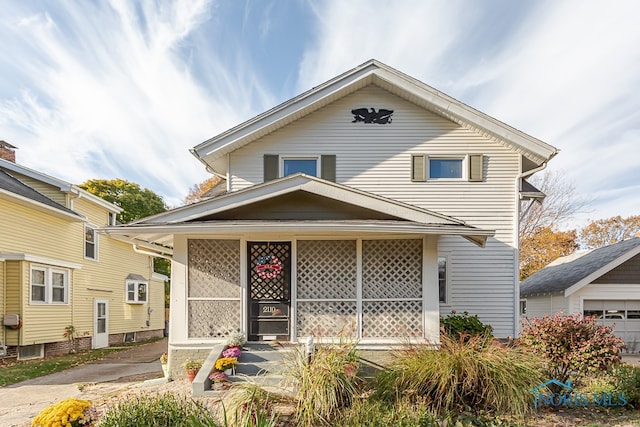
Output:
(280, 155), (320, 177)
(427, 155), (467, 181)
(126, 279), (149, 304)
(438, 254), (450, 304)
(85, 224), (99, 261)
(30, 265), (70, 305)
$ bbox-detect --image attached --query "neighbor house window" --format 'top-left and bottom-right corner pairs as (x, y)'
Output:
(30, 266), (69, 304)
(126, 280), (148, 303)
(429, 157), (463, 179)
(85, 225), (97, 260)
(282, 157), (319, 177)
(438, 256), (448, 303)
(108, 212), (117, 226)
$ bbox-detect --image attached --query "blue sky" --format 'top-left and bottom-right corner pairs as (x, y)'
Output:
(1, 0), (639, 229)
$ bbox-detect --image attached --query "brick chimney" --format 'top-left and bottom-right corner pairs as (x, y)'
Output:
(0, 140), (16, 163)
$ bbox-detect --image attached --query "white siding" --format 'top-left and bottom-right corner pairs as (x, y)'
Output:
(228, 85), (521, 337)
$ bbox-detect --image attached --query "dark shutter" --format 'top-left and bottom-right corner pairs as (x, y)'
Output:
(264, 154), (279, 182)
(321, 155), (336, 182)
(411, 154), (426, 181)
(469, 154), (483, 182)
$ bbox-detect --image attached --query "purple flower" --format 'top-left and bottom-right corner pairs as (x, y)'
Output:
(222, 347), (241, 358)
(209, 371), (229, 382)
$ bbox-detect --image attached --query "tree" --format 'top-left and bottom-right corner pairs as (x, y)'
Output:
(519, 170), (589, 278)
(520, 227), (578, 280)
(579, 214), (640, 249)
(79, 179), (167, 224)
(184, 176), (224, 205)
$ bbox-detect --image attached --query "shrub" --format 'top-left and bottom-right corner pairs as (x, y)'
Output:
(282, 339), (361, 426)
(518, 313), (625, 384)
(440, 310), (493, 340)
(610, 363), (640, 406)
(98, 393), (219, 427)
(374, 334), (544, 416)
(223, 382), (287, 426)
(32, 397), (98, 427)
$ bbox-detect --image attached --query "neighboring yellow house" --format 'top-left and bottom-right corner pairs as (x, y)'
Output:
(0, 142), (167, 359)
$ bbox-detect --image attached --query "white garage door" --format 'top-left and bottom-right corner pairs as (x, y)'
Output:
(584, 300), (640, 353)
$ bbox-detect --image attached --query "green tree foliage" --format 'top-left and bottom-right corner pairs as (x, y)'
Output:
(520, 227), (578, 280)
(519, 314), (625, 385)
(79, 178), (167, 224)
(579, 214), (640, 249)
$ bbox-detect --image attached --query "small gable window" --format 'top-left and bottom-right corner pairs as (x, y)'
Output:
(283, 158), (318, 177)
(430, 158), (463, 179)
(411, 154), (483, 182)
(126, 274), (148, 304)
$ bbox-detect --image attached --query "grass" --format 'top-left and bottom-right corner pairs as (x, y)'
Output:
(0, 338), (162, 386)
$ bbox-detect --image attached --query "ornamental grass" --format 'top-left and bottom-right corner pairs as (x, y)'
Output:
(374, 333), (545, 416)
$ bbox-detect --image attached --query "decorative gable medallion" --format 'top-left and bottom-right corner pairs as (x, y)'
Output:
(351, 108), (393, 124)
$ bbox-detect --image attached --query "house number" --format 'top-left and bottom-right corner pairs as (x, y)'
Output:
(262, 306), (277, 313)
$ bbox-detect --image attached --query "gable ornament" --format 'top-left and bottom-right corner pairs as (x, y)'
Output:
(351, 108), (393, 124)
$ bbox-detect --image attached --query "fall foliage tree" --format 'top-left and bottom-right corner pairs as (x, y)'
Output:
(579, 215), (640, 249)
(184, 176), (224, 205)
(519, 227), (579, 280)
(79, 178), (167, 223)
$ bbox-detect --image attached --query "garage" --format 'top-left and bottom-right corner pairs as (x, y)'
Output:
(583, 300), (640, 353)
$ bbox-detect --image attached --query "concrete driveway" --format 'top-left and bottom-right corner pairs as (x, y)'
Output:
(0, 338), (167, 427)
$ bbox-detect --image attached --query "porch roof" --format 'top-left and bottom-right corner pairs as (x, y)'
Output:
(102, 219), (493, 248)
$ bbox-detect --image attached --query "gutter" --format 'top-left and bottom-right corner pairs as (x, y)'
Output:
(133, 245), (172, 261)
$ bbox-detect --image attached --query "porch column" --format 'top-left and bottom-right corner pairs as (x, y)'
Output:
(423, 236), (440, 343)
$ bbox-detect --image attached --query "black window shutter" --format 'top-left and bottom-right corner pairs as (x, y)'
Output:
(264, 154), (279, 182)
(469, 154), (484, 182)
(321, 155), (336, 182)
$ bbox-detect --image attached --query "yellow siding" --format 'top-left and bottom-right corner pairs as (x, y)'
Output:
(73, 197), (109, 226)
(6, 171), (68, 206)
(4, 261), (21, 345)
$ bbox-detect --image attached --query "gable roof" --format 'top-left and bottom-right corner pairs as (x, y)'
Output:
(0, 168), (81, 221)
(104, 173), (494, 247)
(520, 237), (640, 297)
(192, 59), (559, 176)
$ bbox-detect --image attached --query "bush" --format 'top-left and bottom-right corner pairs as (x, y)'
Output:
(374, 334), (544, 416)
(610, 363), (640, 406)
(440, 311), (493, 340)
(223, 382), (287, 426)
(282, 339), (361, 426)
(519, 314), (625, 384)
(98, 393), (219, 427)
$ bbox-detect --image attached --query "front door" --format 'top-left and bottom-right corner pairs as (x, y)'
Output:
(248, 242), (291, 341)
(93, 299), (109, 348)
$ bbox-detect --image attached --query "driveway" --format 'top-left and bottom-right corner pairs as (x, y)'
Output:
(0, 338), (168, 427)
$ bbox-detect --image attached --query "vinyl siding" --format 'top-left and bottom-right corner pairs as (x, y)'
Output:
(228, 85), (520, 337)
(4, 261), (21, 345)
(74, 197), (109, 226)
(5, 171), (68, 206)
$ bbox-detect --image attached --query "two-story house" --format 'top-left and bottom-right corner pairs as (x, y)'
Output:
(103, 60), (558, 370)
(0, 142), (166, 359)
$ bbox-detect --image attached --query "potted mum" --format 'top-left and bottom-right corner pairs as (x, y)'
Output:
(214, 356), (238, 374)
(182, 358), (204, 383)
(160, 352), (168, 377)
(209, 370), (229, 390)
(227, 332), (246, 349)
(32, 397), (99, 427)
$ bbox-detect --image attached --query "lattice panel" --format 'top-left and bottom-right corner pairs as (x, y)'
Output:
(188, 239), (240, 298)
(297, 240), (357, 299)
(362, 300), (423, 338)
(249, 242), (290, 300)
(362, 239), (422, 299)
(188, 300), (241, 338)
(296, 301), (357, 337)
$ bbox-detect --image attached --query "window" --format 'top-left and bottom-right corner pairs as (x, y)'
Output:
(438, 256), (447, 303)
(126, 280), (148, 303)
(30, 266), (69, 304)
(85, 225), (97, 260)
(282, 157), (318, 177)
(18, 344), (44, 360)
(108, 212), (117, 226)
(430, 158), (463, 179)
(520, 299), (527, 316)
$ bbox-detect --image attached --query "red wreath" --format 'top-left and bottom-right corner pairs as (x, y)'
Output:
(256, 255), (282, 279)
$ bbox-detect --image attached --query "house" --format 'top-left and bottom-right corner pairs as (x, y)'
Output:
(102, 60), (558, 373)
(520, 236), (640, 351)
(0, 142), (167, 359)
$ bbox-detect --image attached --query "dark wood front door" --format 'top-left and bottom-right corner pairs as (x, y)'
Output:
(247, 241), (291, 341)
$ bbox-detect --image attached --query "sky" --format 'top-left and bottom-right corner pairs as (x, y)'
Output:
(1, 0), (639, 229)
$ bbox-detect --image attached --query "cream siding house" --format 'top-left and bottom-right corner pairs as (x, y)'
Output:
(520, 237), (640, 352)
(103, 60), (558, 371)
(0, 150), (166, 359)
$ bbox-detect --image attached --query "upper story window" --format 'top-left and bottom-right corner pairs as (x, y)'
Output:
(108, 212), (117, 226)
(85, 225), (98, 260)
(126, 279), (148, 304)
(31, 265), (69, 304)
(411, 154), (484, 182)
(282, 157), (319, 177)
